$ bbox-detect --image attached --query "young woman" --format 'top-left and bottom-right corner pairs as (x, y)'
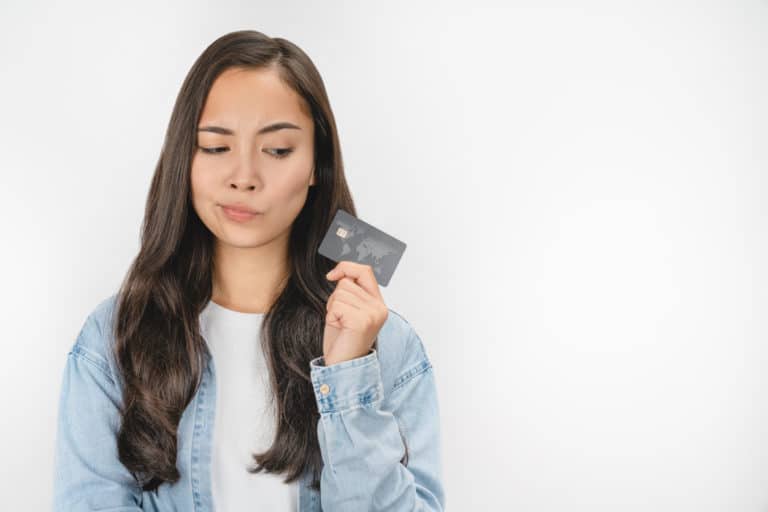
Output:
(52, 30), (445, 511)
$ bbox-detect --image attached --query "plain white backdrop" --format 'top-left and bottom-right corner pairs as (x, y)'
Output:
(1, 0), (766, 510)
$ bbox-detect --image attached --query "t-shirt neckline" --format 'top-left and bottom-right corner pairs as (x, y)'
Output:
(205, 299), (266, 318)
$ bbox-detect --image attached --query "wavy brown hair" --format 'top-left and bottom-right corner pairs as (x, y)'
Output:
(110, 30), (402, 493)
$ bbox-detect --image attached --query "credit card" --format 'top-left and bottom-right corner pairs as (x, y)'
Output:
(318, 208), (407, 287)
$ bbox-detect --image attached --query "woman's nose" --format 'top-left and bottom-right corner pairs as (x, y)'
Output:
(229, 147), (263, 189)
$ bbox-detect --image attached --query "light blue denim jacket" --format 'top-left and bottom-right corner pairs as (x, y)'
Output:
(52, 294), (445, 511)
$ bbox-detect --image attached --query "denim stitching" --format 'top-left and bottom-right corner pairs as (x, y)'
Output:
(393, 359), (432, 391)
(69, 345), (114, 384)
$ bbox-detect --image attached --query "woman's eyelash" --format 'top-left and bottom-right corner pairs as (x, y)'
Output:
(197, 146), (294, 159)
(199, 146), (227, 154)
(269, 148), (294, 158)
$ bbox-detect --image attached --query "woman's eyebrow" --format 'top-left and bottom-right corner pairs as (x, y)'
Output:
(197, 121), (302, 136)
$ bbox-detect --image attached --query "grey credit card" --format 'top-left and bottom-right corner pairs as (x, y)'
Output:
(318, 209), (407, 287)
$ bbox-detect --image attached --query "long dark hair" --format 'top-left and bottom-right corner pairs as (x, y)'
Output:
(111, 30), (382, 493)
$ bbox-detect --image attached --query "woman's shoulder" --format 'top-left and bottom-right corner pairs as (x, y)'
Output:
(69, 292), (121, 382)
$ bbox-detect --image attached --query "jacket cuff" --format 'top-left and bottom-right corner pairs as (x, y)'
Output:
(309, 349), (382, 414)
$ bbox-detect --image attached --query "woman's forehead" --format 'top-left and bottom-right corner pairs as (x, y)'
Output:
(200, 67), (311, 129)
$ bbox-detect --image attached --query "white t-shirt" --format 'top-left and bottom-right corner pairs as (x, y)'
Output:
(200, 299), (299, 511)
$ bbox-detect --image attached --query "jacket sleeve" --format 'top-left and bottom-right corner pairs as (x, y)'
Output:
(309, 327), (445, 511)
(52, 313), (144, 511)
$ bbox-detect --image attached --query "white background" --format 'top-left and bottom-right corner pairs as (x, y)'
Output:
(1, 1), (766, 510)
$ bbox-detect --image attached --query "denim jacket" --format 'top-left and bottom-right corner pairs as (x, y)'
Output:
(52, 294), (445, 511)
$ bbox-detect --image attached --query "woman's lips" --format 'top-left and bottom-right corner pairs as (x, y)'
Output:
(221, 205), (262, 222)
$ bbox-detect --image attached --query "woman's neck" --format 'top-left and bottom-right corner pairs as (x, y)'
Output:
(211, 239), (290, 314)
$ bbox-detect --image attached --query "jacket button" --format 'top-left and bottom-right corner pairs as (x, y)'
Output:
(319, 384), (330, 395)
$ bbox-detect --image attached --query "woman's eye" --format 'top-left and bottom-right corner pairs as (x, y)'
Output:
(198, 146), (228, 154)
(266, 148), (294, 159)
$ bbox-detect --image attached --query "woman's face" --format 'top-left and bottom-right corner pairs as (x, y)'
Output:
(190, 66), (315, 249)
